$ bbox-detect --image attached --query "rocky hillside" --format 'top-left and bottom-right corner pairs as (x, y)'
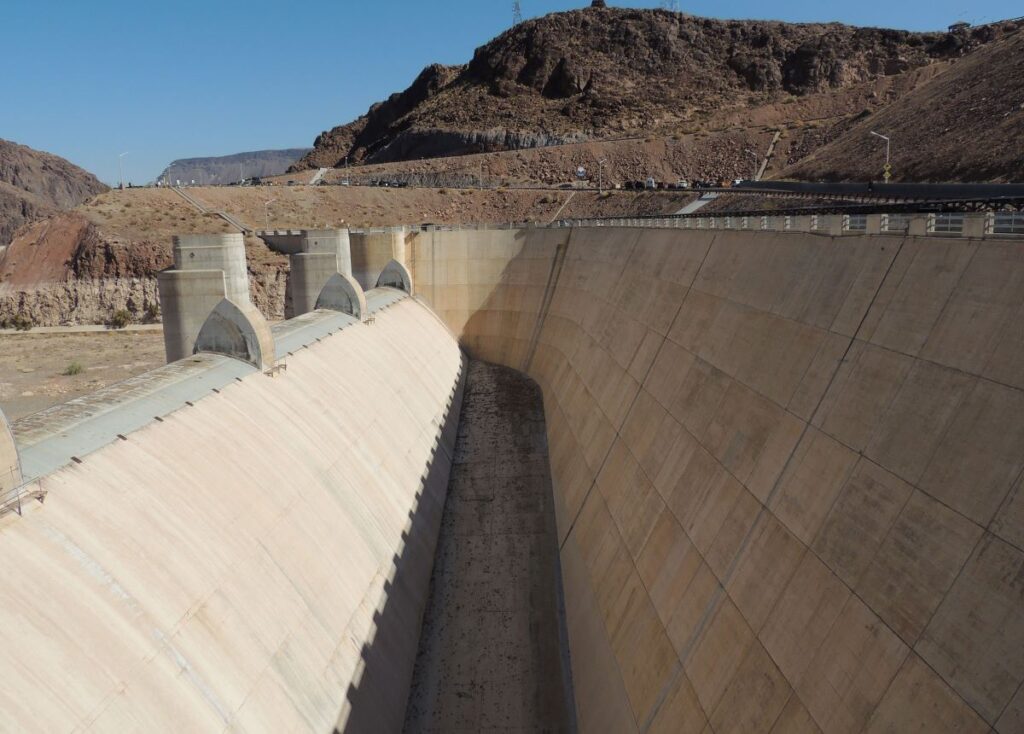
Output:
(159, 148), (311, 186)
(783, 26), (1024, 182)
(0, 139), (107, 247)
(294, 4), (1008, 170)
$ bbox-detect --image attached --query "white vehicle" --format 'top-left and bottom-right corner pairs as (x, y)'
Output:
(677, 179), (690, 189)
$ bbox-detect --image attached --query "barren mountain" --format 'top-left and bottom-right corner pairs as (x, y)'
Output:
(158, 148), (311, 186)
(294, 4), (1009, 171)
(0, 139), (107, 247)
(783, 26), (1024, 182)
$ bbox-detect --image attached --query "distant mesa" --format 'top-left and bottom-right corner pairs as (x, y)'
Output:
(159, 148), (311, 186)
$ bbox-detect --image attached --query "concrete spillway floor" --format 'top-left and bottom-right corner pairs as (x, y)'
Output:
(404, 360), (574, 732)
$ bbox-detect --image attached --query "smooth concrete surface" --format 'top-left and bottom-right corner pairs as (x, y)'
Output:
(351, 230), (406, 291)
(0, 296), (466, 733)
(157, 269), (229, 363)
(173, 233), (250, 302)
(404, 360), (574, 732)
(410, 225), (1024, 733)
(302, 229), (353, 276)
(193, 297), (275, 369)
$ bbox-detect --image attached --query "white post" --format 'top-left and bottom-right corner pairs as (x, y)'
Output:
(118, 151), (130, 189)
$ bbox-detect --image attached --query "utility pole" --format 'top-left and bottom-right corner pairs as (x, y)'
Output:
(870, 131), (892, 182)
(479, 160), (484, 190)
(513, 0), (523, 25)
(118, 151), (130, 189)
(598, 158), (607, 193)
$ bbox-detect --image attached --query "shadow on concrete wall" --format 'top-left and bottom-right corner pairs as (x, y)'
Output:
(337, 356), (467, 734)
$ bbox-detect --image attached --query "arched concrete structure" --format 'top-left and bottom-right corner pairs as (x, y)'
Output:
(194, 298), (275, 370)
(0, 407), (20, 495)
(376, 258), (413, 293)
(316, 272), (367, 320)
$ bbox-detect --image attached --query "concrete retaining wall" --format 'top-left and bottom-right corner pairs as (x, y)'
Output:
(410, 226), (1024, 733)
(0, 297), (465, 732)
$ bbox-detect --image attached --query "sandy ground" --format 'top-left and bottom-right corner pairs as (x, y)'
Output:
(0, 329), (166, 420)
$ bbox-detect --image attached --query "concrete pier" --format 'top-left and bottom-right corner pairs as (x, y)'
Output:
(157, 233), (274, 366)
(351, 228), (406, 290)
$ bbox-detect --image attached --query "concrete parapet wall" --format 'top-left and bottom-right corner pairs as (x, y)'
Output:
(0, 297), (465, 732)
(411, 225), (1024, 733)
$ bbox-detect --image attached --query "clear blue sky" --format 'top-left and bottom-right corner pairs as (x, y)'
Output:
(1, 0), (1016, 185)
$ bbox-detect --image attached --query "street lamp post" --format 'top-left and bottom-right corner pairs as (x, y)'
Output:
(745, 149), (759, 181)
(264, 199), (276, 231)
(597, 158), (608, 193)
(870, 131), (892, 182)
(118, 151), (130, 189)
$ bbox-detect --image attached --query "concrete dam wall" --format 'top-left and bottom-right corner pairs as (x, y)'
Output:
(0, 295), (466, 731)
(409, 225), (1024, 733)
(1, 221), (1022, 733)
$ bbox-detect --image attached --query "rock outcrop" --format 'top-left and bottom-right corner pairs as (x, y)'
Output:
(0, 138), (107, 247)
(293, 7), (1009, 170)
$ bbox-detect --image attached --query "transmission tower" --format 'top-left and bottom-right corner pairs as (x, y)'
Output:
(513, 0), (523, 26)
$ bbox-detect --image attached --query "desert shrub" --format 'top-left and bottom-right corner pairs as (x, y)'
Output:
(3, 314), (34, 331)
(109, 309), (132, 329)
(63, 362), (84, 376)
(438, 188), (448, 195)
(143, 302), (160, 322)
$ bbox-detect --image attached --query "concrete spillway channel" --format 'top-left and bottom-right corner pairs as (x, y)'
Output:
(404, 360), (575, 731)
(2, 218), (1023, 733)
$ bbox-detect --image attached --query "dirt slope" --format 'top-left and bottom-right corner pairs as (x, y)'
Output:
(783, 27), (1024, 182)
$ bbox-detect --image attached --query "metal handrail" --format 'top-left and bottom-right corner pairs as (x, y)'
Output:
(0, 470), (46, 518)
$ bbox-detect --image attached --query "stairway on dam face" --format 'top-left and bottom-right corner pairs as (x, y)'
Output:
(404, 360), (574, 732)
